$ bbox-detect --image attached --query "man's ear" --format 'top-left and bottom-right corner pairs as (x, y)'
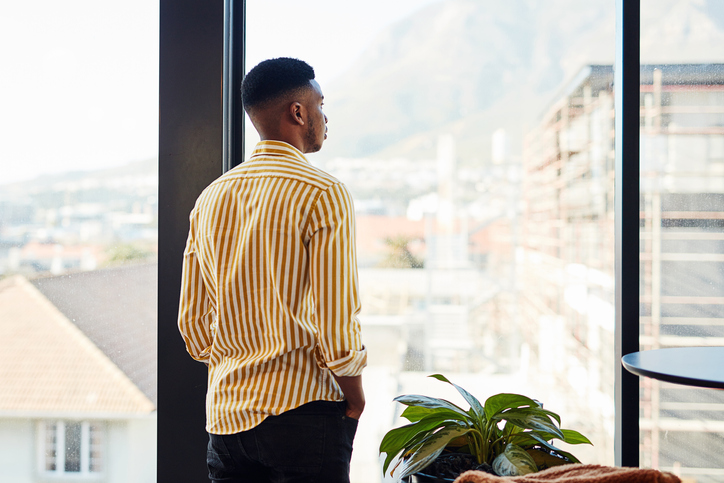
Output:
(289, 101), (305, 126)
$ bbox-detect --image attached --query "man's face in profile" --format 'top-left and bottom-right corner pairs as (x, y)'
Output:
(304, 79), (328, 154)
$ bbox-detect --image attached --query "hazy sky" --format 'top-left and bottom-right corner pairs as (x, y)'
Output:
(0, 0), (159, 186)
(0, 0), (441, 185)
(246, 0), (442, 86)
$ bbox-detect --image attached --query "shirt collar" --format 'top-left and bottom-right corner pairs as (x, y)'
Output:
(249, 140), (310, 164)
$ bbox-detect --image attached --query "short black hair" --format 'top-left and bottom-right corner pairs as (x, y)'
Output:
(241, 57), (315, 110)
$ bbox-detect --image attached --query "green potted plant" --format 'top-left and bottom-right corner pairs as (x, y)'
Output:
(379, 374), (593, 482)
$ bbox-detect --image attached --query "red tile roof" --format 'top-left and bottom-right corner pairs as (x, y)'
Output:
(0, 276), (154, 416)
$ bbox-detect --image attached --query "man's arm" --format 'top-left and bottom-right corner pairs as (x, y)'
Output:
(177, 216), (214, 362)
(308, 182), (368, 412)
(333, 374), (365, 420)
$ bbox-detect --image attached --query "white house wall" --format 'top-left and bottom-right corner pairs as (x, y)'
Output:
(0, 418), (34, 483)
(0, 416), (155, 483)
(105, 417), (156, 483)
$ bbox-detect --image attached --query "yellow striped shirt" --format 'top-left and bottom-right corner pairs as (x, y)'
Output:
(178, 140), (367, 435)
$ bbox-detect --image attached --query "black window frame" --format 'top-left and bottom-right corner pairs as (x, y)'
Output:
(157, 0), (640, 479)
(158, 1), (228, 480)
(614, 0), (640, 468)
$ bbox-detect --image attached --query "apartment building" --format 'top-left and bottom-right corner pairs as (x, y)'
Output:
(522, 63), (724, 481)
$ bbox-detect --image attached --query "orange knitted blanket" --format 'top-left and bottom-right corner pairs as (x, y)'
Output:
(453, 465), (681, 483)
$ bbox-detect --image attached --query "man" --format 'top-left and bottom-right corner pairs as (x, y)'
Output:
(178, 58), (367, 483)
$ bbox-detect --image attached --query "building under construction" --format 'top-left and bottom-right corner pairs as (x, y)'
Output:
(522, 64), (724, 481)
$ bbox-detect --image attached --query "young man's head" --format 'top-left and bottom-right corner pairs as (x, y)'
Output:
(241, 58), (327, 154)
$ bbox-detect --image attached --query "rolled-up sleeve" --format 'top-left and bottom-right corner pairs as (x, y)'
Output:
(308, 183), (367, 377)
(177, 213), (215, 363)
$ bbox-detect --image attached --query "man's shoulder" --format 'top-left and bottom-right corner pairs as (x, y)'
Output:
(219, 155), (345, 192)
(193, 157), (348, 211)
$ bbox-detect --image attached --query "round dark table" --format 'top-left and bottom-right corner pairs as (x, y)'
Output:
(622, 346), (724, 389)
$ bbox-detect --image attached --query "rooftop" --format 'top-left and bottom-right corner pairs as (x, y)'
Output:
(0, 275), (154, 416)
(31, 263), (157, 404)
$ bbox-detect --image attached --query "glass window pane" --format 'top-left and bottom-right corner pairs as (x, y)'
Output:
(43, 422), (58, 472)
(246, 1), (615, 480)
(0, 1), (158, 481)
(640, 1), (724, 479)
(89, 422), (104, 473)
(64, 421), (82, 473)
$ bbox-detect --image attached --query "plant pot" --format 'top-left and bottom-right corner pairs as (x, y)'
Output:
(401, 449), (572, 482)
(401, 453), (495, 483)
(404, 471), (455, 483)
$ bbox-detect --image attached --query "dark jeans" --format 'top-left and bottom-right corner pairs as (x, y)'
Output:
(207, 400), (358, 483)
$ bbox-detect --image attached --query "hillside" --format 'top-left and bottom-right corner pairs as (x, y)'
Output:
(316, 0), (724, 164)
(0, 157), (156, 198)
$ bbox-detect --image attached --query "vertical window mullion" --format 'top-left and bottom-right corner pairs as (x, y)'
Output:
(80, 421), (90, 474)
(222, 0), (246, 172)
(158, 0), (225, 481)
(40, 421), (58, 473)
(56, 421), (66, 474)
(89, 422), (104, 473)
(614, 0), (640, 467)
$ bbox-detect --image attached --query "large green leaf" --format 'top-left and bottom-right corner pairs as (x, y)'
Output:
(561, 429), (593, 445)
(484, 394), (539, 420)
(429, 374), (486, 421)
(537, 408), (562, 426)
(380, 413), (470, 454)
(492, 443), (538, 476)
(527, 448), (574, 470)
(507, 431), (544, 448)
(399, 406), (434, 422)
(394, 394), (470, 419)
(396, 425), (472, 478)
(401, 405), (471, 424)
(502, 421), (524, 435)
(380, 419), (448, 454)
(381, 444), (406, 475)
(523, 428), (593, 446)
(522, 432), (582, 464)
(380, 418), (462, 474)
(381, 426), (440, 474)
(494, 409), (564, 439)
(551, 449), (581, 464)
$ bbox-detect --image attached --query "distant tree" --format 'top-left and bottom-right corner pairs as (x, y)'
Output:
(105, 243), (154, 265)
(378, 235), (424, 269)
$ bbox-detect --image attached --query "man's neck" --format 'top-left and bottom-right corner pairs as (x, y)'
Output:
(259, 133), (305, 154)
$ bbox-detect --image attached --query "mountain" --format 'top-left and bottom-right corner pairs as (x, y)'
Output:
(0, 157), (157, 227)
(317, 0), (724, 164)
(0, 157), (156, 198)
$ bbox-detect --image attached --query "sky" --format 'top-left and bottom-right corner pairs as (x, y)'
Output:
(246, 0), (442, 87)
(0, 1), (159, 186)
(0, 0), (441, 186)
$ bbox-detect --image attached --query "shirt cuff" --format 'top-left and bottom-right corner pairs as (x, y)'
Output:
(188, 346), (212, 363)
(316, 346), (368, 377)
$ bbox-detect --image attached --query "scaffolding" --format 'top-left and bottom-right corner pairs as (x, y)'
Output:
(522, 64), (724, 479)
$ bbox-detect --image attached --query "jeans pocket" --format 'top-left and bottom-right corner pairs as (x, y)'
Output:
(258, 415), (326, 468)
(207, 434), (235, 478)
(341, 414), (358, 439)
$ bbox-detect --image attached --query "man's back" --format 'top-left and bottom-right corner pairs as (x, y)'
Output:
(178, 140), (366, 434)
